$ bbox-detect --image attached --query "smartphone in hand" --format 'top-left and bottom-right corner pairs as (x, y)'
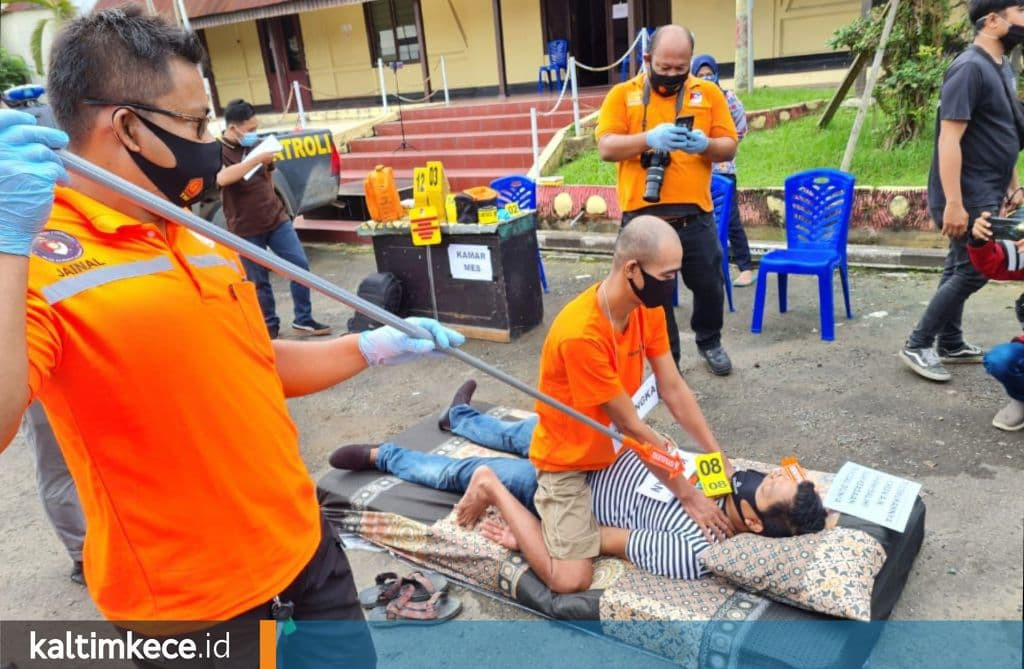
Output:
(675, 115), (694, 132)
(987, 217), (1024, 242)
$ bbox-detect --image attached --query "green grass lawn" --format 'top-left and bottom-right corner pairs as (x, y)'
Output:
(557, 106), (938, 187)
(735, 86), (834, 111)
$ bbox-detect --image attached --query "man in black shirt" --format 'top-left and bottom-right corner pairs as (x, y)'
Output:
(901, 0), (1024, 382)
(218, 99), (331, 339)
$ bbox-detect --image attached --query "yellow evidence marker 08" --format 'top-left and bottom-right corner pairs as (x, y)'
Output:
(695, 452), (733, 497)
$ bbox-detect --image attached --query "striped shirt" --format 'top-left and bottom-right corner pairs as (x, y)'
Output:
(588, 450), (725, 580)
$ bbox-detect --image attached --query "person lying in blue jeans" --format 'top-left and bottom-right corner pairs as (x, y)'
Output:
(330, 381), (827, 580)
(331, 380), (540, 514)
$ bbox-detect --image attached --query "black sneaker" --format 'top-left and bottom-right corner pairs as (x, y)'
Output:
(268, 324), (279, 340)
(899, 345), (951, 382)
(438, 380), (478, 432)
(292, 319), (331, 336)
(700, 346), (732, 376)
(70, 560), (85, 586)
(936, 341), (984, 364)
(329, 444), (379, 471)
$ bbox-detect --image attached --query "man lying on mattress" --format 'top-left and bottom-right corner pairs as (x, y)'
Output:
(342, 219), (826, 597)
(331, 381), (826, 582)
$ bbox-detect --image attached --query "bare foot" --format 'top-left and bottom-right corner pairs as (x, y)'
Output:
(479, 517), (519, 551)
(455, 467), (495, 527)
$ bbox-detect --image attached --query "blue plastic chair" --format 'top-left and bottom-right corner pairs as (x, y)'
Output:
(489, 175), (548, 293)
(750, 168), (856, 341)
(711, 173), (736, 313)
(538, 40), (569, 94)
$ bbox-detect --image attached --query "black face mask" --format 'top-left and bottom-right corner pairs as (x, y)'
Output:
(1002, 23), (1024, 51)
(649, 69), (688, 97)
(122, 112), (221, 206)
(730, 469), (766, 521)
(627, 263), (675, 308)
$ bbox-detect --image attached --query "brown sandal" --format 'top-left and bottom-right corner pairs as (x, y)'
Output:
(368, 583), (463, 625)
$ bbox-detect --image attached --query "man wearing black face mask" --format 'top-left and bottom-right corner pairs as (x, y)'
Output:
(445, 216), (738, 595)
(0, 8), (472, 667)
(596, 24), (739, 376)
(901, 0), (1024, 383)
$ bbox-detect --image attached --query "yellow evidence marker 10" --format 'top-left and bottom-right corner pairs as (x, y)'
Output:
(409, 206), (441, 246)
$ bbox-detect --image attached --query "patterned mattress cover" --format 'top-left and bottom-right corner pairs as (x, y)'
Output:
(318, 407), (925, 668)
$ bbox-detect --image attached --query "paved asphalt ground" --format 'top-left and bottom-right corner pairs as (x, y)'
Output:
(1, 244), (1020, 667)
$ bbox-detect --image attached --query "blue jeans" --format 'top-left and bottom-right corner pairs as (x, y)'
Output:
(984, 341), (1024, 402)
(375, 406), (539, 514)
(241, 220), (314, 328)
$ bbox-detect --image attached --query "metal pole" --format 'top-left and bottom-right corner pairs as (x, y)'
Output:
(841, 0), (899, 173)
(530, 107), (540, 175)
(293, 80), (307, 128)
(441, 55), (450, 106)
(746, 0), (754, 93)
(640, 28), (650, 74)
(569, 56), (580, 136)
(425, 246), (439, 320)
(734, 0), (750, 91)
(55, 149), (634, 447)
(378, 58), (389, 113)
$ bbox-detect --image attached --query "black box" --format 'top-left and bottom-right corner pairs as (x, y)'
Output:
(360, 214), (544, 341)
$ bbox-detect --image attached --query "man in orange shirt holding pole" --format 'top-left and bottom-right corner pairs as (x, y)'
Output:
(0, 8), (463, 667)
(457, 216), (733, 594)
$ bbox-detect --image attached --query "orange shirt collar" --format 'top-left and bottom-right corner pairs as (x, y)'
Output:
(54, 185), (147, 234)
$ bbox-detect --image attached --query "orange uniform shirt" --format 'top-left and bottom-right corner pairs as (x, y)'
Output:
(25, 187), (321, 622)
(529, 283), (670, 472)
(595, 73), (738, 214)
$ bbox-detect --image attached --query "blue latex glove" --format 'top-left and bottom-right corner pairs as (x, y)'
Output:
(0, 110), (69, 257)
(358, 316), (466, 366)
(645, 122), (689, 153)
(678, 128), (709, 155)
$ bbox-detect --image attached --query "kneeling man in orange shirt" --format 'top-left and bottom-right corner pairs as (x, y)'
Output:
(457, 216), (733, 594)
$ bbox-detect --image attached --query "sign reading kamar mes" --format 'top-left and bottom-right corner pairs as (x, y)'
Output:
(448, 244), (493, 281)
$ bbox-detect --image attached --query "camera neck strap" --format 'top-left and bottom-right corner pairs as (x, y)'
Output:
(641, 77), (686, 132)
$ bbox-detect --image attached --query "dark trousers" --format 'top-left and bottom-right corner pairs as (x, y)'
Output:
(623, 211), (724, 363)
(123, 515), (376, 669)
(719, 173), (753, 271)
(241, 219), (315, 329)
(906, 206), (992, 350)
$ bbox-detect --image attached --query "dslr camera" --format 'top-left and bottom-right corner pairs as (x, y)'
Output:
(640, 115), (693, 204)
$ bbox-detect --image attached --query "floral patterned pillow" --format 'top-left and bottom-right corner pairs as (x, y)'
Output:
(699, 527), (886, 621)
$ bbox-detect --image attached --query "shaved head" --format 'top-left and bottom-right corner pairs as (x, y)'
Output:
(613, 216), (681, 269)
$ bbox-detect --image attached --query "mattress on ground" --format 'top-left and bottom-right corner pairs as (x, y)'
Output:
(317, 406), (925, 668)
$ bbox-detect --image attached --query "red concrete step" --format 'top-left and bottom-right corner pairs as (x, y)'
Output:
(347, 129), (557, 153)
(293, 216), (371, 245)
(341, 167), (526, 192)
(341, 148), (534, 172)
(375, 110), (576, 136)
(401, 95), (607, 121)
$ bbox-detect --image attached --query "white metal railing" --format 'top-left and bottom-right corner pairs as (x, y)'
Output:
(529, 28), (649, 173)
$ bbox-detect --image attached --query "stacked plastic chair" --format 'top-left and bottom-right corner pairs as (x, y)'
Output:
(537, 40), (569, 94)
